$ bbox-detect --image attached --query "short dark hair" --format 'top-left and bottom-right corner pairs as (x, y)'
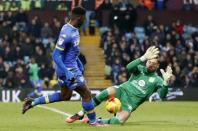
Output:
(72, 6), (86, 16)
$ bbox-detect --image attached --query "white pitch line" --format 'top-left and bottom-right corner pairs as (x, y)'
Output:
(37, 105), (72, 117)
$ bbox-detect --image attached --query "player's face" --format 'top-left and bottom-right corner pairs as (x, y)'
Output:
(146, 59), (159, 72)
(77, 15), (85, 28)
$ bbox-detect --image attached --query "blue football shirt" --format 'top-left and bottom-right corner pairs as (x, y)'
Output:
(54, 23), (80, 75)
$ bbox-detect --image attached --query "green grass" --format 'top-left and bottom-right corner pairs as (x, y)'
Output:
(0, 102), (198, 131)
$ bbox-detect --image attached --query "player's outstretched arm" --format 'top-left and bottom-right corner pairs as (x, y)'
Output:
(127, 46), (159, 73)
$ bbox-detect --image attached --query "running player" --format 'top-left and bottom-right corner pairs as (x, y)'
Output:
(22, 6), (103, 126)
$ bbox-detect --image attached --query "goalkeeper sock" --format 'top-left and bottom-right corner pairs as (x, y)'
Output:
(102, 117), (121, 124)
(32, 92), (61, 106)
(93, 89), (108, 106)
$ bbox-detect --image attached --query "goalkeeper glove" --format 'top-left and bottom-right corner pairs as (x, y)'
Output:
(140, 46), (159, 62)
(160, 66), (173, 86)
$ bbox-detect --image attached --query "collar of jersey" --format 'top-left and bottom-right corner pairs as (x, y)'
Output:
(144, 68), (155, 75)
(67, 23), (78, 30)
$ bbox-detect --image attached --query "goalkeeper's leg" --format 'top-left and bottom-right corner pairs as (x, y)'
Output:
(101, 110), (130, 125)
(66, 86), (117, 123)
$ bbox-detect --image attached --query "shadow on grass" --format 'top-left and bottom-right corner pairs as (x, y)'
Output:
(125, 120), (197, 128)
(126, 120), (174, 126)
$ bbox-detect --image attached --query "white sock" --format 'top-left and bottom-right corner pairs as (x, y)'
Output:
(78, 110), (85, 116)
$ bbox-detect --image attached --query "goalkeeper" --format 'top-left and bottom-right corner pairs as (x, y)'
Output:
(66, 46), (173, 125)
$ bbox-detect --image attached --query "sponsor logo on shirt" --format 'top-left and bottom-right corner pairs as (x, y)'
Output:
(130, 80), (146, 94)
(74, 40), (80, 46)
(138, 80), (145, 87)
(149, 77), (155, 83)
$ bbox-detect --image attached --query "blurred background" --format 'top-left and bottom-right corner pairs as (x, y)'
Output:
(0, 0), (197, 102)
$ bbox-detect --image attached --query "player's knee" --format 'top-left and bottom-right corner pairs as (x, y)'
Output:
(107, 86), (116, 96)
(116, 111), (129, 124)
(81, 90), (92, 101)
(118, 118), (125, 124)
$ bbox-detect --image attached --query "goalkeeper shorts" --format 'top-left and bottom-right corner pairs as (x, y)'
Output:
(114, 85), (138, 113)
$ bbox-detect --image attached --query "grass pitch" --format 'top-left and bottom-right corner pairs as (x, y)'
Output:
(0, 102), (198, 131)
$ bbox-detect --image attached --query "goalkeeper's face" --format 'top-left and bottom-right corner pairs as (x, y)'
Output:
(146, 58), (159, 72)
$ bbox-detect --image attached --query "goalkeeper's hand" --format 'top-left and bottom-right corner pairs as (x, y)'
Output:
(160, 66), (173, 86)
(140, 46), (159, 62)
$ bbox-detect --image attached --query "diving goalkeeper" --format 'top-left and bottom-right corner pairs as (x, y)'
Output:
(66, 46), (173, 125)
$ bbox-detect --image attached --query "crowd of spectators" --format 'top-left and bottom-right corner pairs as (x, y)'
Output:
(96, 0), (137, 31)
(0, 10), (68, 89)
(0, 0), (69, 11)
(0, 1), (198, 90)
(0, 0), (198, 12)
(101, 13), (198, 88)
(0, 10), (88, 90)
(96, 0), (198, 30)
(136, 0), (198, 11)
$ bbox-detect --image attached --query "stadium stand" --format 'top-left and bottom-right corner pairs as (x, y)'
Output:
(0, 0), (198, 90)
(99, 2), (198, 88)
(0, 10), (57, 89)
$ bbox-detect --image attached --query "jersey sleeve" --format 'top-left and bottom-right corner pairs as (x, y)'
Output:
(156, 77), (168, 100)
(126, 58), (144, 74)
(55, 30), (71, 51)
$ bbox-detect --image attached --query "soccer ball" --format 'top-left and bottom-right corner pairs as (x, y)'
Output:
(105, 97), (121, 114)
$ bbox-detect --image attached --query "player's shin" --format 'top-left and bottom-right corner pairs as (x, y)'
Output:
(32, 92), (61, 106)
(82, 99), (96, 124)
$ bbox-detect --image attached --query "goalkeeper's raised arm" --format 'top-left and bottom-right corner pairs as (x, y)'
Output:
(126, 46), (160, 73)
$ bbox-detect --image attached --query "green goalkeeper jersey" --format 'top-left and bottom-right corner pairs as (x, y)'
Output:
(118, 58), (168, 109)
